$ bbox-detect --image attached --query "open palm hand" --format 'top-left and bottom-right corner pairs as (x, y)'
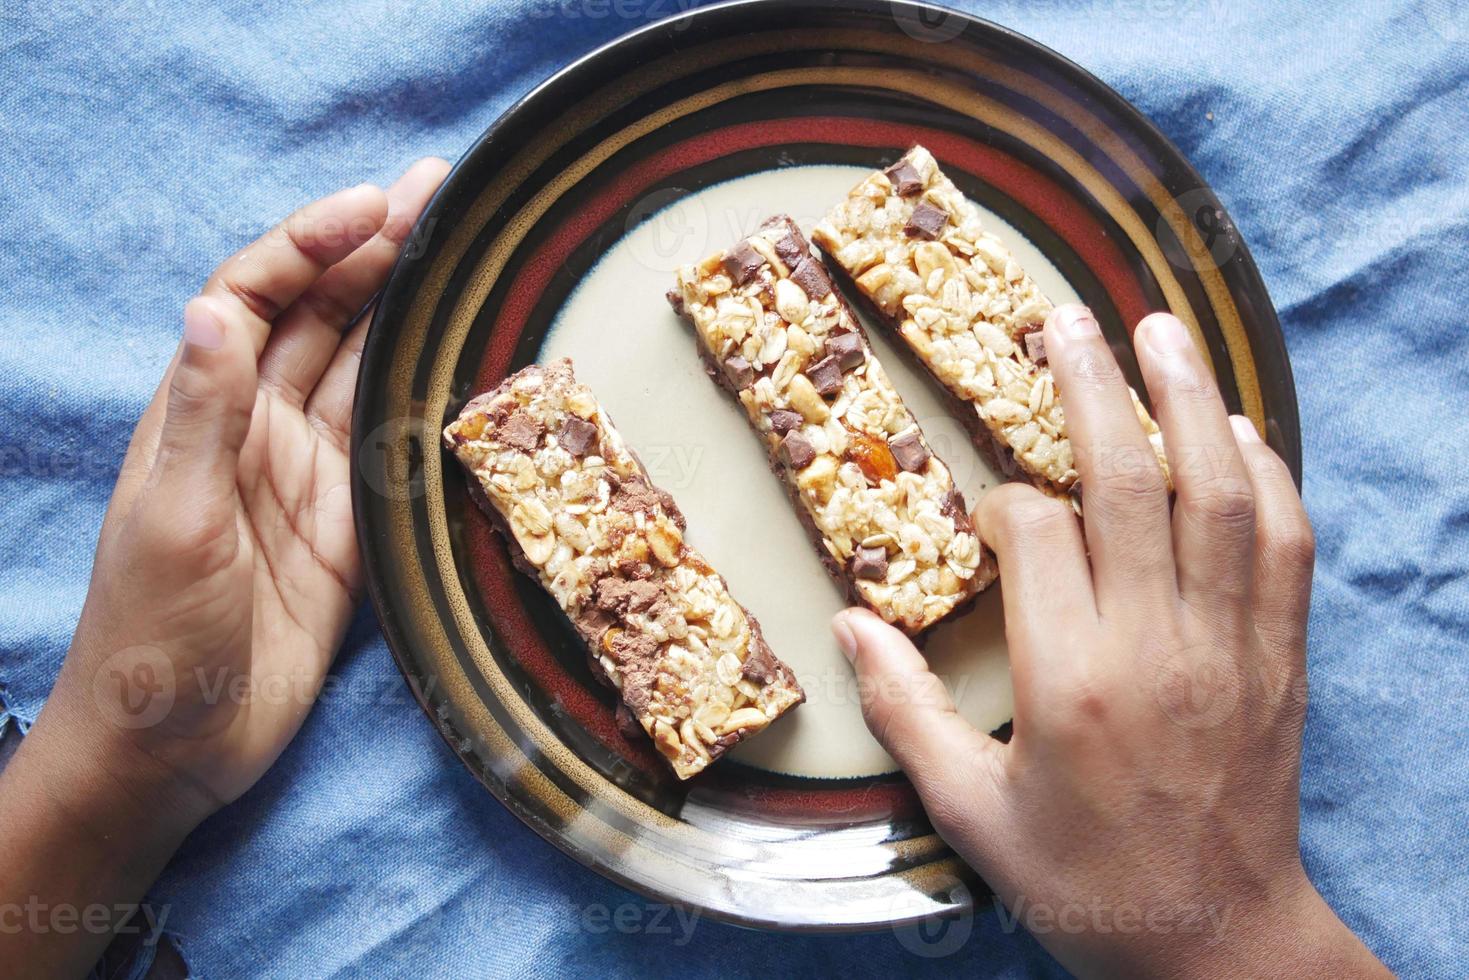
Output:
(52, 159), (449, 816)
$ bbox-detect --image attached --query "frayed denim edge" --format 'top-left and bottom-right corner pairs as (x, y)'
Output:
(0, 681), (34, 736)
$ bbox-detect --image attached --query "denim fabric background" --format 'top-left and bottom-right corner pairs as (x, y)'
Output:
(1, 0), (1465, 976)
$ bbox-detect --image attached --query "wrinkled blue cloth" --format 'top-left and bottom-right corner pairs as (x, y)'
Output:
(2, 0), (1466, 976)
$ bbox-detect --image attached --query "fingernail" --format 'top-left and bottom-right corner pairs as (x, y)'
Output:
(831, 611), (859, 663)
(1229, 415), (1261, 444)
(1141, 313), (1192, 353)
(412, 156), (450, 175)
(1049, 304), (1098, 340)
(182, 298), (225, 351)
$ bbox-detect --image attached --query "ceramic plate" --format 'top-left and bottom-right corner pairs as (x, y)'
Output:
(352, 0), (1298, 932)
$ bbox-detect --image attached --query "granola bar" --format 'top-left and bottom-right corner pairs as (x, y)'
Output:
(443, 359), (804, 780)
(669, 216), (996, 635)
(812, 145), (1169, 497)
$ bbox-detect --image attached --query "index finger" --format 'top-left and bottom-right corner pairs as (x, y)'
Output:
(202, 183), (388, 357)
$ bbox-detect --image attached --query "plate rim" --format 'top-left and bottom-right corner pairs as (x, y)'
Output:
(352, 0), (1298, 934)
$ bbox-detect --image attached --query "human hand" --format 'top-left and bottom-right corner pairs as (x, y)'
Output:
(37, 157), (450, 828)
(0, 158), (451, 978)
(832, 306), (1386, 976)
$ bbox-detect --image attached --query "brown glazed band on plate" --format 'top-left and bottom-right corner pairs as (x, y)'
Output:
(442, 359), (804, 779)
(670, 216), (997, 636)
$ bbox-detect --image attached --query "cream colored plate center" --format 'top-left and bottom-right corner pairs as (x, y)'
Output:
(542, 165), (1078, 779)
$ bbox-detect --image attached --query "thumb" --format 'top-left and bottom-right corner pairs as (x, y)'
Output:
(832, 608), (1006, 821)
(155, 295), (257, 500)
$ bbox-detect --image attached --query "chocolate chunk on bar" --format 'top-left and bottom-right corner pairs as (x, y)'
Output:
(813, 145), (1170, 497)
(558, 416), (598, 456)
(773, 228), (807, 270)
(498, 410), (544, 452)
(780, 430), (816, 470)
(740, 645), (782, 683)
(904, 200), (948, 240)
(889, 428), (931, 473)
(723, 354), (755, 389)
(789, 256), (832, 299)
(723, 241), (765, 286)
(806, 354), (844, 396)
(669, 216), (997, 635)
(850, 545), (888, 581)
(1015, 322), (1047, 366)
(768, 408), (803, 435)
(443, 359), (803, 779)
(825, 331), (865, 370)
(884, 159), (924, 197)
